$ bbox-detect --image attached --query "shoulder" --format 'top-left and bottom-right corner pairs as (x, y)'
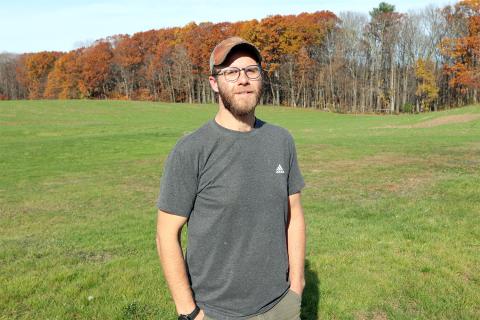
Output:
(261, 121), (295, 144)
(169, 121), (212, 156)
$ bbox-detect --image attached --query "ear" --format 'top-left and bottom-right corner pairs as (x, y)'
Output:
(209, 75), (219, 93)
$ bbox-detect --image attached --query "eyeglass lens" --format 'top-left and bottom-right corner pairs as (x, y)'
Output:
(223, 66), (261, 81)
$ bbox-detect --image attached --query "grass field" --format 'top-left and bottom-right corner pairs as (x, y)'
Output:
(1, 100), (479, 320)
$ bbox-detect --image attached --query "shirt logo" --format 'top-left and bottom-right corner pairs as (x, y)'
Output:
(276, 164), (285, 174)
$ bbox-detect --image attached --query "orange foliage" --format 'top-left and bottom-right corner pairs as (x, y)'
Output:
(18, 51), (62, 98)
(78, 41), (113, 98)
(247, 11), (337, 72)
(12, 11), (337, 102)
(179, 22), (236, 74)
(45, 51), (81, 99)
(442, 0), (480, 91)
(113, 35), (143, 69)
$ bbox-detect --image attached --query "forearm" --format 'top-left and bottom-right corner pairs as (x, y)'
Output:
(287, 206), (306, 293)
(156, 232), (196, 315)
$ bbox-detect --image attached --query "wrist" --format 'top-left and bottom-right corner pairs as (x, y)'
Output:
(290, 277), (305, 291)
(178, 305), (200, 320)
(177, 303), (197, 315)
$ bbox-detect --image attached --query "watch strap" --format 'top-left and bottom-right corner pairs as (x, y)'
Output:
(178, 305), (200, 320)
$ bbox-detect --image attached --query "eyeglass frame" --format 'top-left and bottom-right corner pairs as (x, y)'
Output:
(213, 64), (263, 82)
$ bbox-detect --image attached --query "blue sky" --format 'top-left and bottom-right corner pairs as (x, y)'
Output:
(0, 0), (454, 53)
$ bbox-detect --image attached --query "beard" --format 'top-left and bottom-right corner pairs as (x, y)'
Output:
(218, 82), (263, 117)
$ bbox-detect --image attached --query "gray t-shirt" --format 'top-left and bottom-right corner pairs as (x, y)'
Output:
(156, 117), (305, 320)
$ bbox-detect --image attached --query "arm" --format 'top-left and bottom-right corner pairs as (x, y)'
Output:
(287, 192), (306, 295)
(156, 210), (204, 318)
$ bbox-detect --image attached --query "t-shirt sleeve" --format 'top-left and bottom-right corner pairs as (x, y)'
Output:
(287, 135), (305, 196)
(156, 143), (198, 218)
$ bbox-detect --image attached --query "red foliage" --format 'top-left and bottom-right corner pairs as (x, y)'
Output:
(442, 0), (480, 90)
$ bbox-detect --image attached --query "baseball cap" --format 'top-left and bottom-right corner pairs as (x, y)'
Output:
(209, 36), (262, 75)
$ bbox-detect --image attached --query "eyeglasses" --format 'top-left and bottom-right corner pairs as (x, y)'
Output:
(214, 65), (262, 82)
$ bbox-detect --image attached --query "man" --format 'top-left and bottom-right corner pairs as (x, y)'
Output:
(156, 36), (306, 320)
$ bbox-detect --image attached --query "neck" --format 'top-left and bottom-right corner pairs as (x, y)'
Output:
(215, 103), (256, 132)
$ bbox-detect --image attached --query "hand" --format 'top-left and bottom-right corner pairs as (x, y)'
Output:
(290, 287), (303, 297)
(290, 279), (305, 296)
(194, 309), (205, 320)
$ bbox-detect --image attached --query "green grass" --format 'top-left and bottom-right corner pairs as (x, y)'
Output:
(1, 100), (479, 319)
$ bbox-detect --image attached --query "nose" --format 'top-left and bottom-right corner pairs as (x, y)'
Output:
(237, 69), (250, 84)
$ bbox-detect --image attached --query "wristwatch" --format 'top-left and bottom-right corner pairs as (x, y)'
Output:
(178, 305), (200, 320)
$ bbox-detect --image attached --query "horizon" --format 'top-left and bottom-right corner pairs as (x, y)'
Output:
(0, 0), (455, 54)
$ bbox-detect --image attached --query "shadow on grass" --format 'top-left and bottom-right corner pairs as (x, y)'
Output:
(301, 259), (320, 320)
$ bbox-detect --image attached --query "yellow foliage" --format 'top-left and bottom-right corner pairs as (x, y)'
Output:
(415, 59), (439, 109)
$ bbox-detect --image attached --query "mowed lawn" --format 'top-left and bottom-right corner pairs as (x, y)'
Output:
(1, 100), (479, 320)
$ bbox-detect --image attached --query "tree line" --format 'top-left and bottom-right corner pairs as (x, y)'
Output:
(0, 1), (479, 113)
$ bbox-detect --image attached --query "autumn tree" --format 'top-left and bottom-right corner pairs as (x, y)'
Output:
(78, 41), (114, 98)
(144, 28), (178, 101)
(441, 0), (480, 103)
(248, 12), (336, 107)
(415, 58), (439, 111)
(44, 51), (81, 99)
(3, 3), (474, 112)
(111, 35), (143, 99)
(17, 51), (61, 99)
(178, 22), (236, 103)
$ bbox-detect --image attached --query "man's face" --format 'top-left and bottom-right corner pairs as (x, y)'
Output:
(210, 50), (263, 117)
